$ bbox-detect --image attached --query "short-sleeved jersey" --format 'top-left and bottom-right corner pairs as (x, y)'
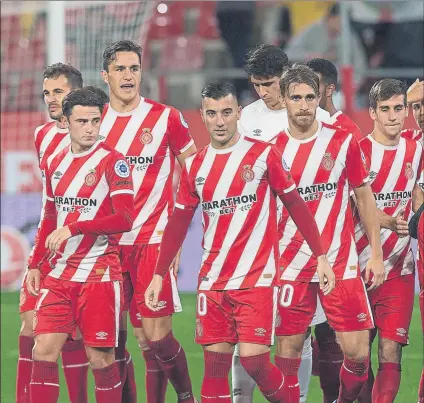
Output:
(239, 99), (331, 141)
(100, 98), (194, 245)
(401, 128), (423, 143)
(274, 122), (369, 282)
(355, 135), (423, 279)
(27, 122), (70, 267)
(328, 110), (363, 140)
(175, 137), (296, 291)
(45, 142), (134, 282)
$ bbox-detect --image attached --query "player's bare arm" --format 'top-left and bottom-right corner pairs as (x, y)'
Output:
(412, 182), (424, 213)
(353, 183), (384, 289)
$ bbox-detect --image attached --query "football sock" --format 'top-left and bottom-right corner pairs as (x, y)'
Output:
(29, 361), (59, 403)
(372, 362), (401, 403)
(143, 349), (167, 403)
(148, 331), (194, 402)
(232, 344), (256, 403)
(201, 350), (232, 403)
(61, 339), (89, 403)
(16, 335), (34, 403)
(92, 362), (122, 403)
(274, 355), (301, 403)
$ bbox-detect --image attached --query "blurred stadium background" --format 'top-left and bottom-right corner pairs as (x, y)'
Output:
(1, 1), (423, 402)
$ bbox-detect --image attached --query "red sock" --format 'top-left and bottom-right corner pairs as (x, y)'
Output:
(122, 351), (138, 403)
(92, 362), (123, 403)
(16, 335), (34, 403)
(338, 356), (369, 403)
(148, 331), (194, 402)
(358, 363), (374, 403)
(316, 323), (343, 403)
(419, 368), (424, 403)
(240, 352), (286, 403)
(29, 361), (59, 403)
(201, 350), (232, 402)
(61, 339), (89, 403)
(274, 356), (301, 403)
(143, 349), (168, 403)
(372, 362), (401, 403)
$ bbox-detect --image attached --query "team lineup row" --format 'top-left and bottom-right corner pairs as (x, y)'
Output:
(15, 40), (424, 403)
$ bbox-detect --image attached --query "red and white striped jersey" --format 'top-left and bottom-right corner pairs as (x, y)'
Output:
(355, 135), (423, 279)
(274, 123), (369, 282)
(328, 110), (363, 140)
(99, 98), (194, 245)
(27, 122), (70, 270)
(45, 142), (134, 282)
(401, 128), (423, 143)
(175, 137), (296, 291)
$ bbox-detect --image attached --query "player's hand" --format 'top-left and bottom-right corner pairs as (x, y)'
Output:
(407, 79), (424, 104)
(45, 226), (72, 253)
(145, 274), (164, 311)
(390, 209), (409, 237)
(316, 255), (336, 295)
(170, 248), (182, 277)
(26, 269), (41, 296)
(365, 254), (385, 291)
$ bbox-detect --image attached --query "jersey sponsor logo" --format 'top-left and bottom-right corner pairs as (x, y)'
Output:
(126, 155), (154, 171)
(114, 160), (130, 178)
(404, 162), (414, 180)
(373, 191), (412, 208)
(202, 194), (257, 216)
(241, 164), (255, 182)
(55, 196), (97, 207)
(297, 182), (338, 202)
(84, 169), (97, 187)
(96, 331), (108, 340)
(140, 128), (153, 144)
(321, 153), (335, 171)
(179, 112), (189, 128)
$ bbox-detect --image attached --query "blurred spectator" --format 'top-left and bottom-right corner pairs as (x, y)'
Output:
(216, 1), (256, 101)
(285, 3), (367, 87)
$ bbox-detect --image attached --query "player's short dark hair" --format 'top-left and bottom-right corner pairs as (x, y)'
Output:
(62, 88), (105, 119)
(84, 86), (109, 104)
(201, 81), (237, 101)
(280, 64), (320, 97)
(369, 79), (408, 110)
(102, 40), (142, 71)
(245, 44), (289, 80)
(43, 63), (83, 90)
(306, 58), (338, 86)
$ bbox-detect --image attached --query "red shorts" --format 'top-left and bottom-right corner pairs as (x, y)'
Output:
(275, 277), (374, 336)
(121, 270), (141, 328)
(195, 287), (277, 345)
(33, 276), (123, 348)
(368, 274), (415, 345)
(19, 270), (47, 314)
(132, 244), (182, 318)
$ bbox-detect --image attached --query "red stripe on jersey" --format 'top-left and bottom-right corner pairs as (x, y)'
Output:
(200, 144), (268, 277)
(34, 122), (56, 156)
(401, 129), (422, 141)
(331, 111), (363, 140)
(103, 115), (132, 149)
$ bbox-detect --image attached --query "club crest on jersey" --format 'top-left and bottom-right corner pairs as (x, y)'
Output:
(241, 165), (255, 182)
(140, 128), (153, 144)
(115, 160), (130, 178)
(84, 169), (97, 187)
(321, 153), (334, 171)
(404, 163), (414, 179)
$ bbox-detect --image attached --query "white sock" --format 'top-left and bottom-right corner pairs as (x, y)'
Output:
(298, 334), (313, 403)
(232, 344), (256, 403)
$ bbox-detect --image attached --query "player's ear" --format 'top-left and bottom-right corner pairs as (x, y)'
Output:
(369, 107), (377, 121)
(405, 105), (409, 117)
(327, 84), (335, 97)
(101, 70), (109, 85)
(199, 108), (205, 123)
(236, 105), (242, 120)
(60, 115), (69, 128)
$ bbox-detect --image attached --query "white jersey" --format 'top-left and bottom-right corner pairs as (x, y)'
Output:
(239, 99), (331, 141)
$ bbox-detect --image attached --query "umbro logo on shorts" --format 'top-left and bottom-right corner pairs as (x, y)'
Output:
(357, 313), (367, 322)
(255, 328), (266, 336)
(96, 331), (108, 340)
(396, 328), (406, 336)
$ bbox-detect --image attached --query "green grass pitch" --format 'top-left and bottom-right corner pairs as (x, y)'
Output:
(1, 292), (422, 402)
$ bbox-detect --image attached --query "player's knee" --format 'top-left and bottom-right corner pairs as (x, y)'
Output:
(276, 334), (305, 358)
(86, 346), (115, 368)
(19, 313), (34, 337)
(32, 338), (61, 362)
(378, 340), (402, 364)
(133, 327), (149, 350)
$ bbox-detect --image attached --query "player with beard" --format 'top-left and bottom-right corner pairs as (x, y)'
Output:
(99, 40), (197, 403)
(353, 79), (423, 403)
(273, 65), (384, 403)
(402, 79), (424, 143)
(17, 64), (89, 403)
